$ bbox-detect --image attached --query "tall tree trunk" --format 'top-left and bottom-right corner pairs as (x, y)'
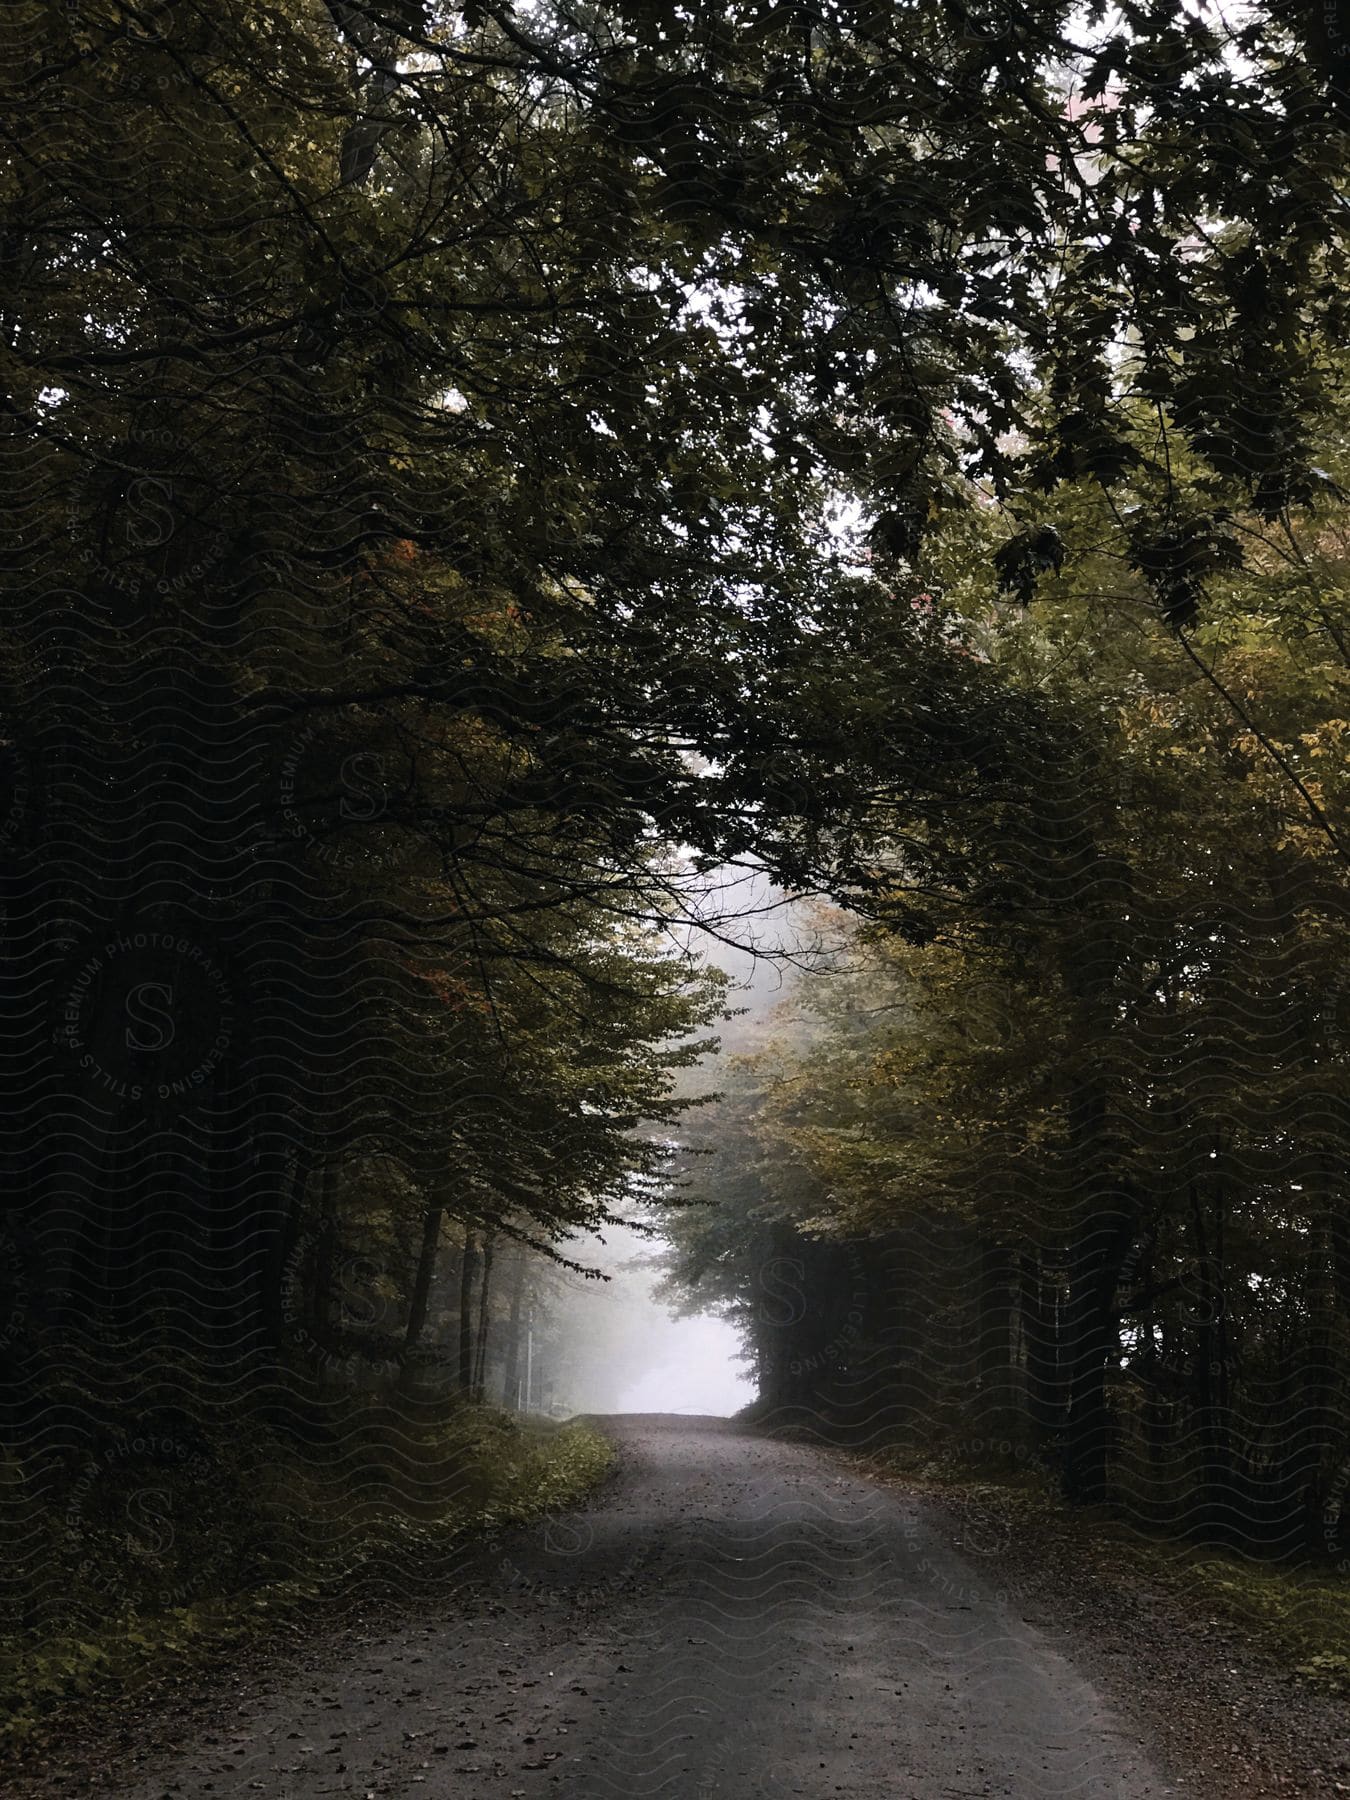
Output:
(457, 1228), (477, 1394)
(502, 1245), (527, 1407)
(1061, 1155), (1137, 1506)
(1188, 1168), (1233, 1541)
(1061, 1223), (1132, 1505)
(1022, 1249), (1064, 1443)
(263, 1143), (313, 1353)
(975, 1238), (1018, 1450)
(1059, 1064), (1137, 1503)
(1299, 1163), (1344, 1554)
(310, 1158), (339, 1349)
(403, 1204), (443, 1357)
(1046, 780), (1136, 1505)
(472, 1232), (495, 1402)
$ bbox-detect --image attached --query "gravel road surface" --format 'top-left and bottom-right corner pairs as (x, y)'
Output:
(28, 1415), (1183, 1798)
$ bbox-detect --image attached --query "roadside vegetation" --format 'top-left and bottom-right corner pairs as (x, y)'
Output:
(0, 1406), (611, 1743)
(2, 0), (1346, 1752)
(663, 421), (1350, 1619)
(856, 1438), (1350, 1696)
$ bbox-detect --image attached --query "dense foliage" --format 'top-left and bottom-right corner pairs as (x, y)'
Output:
(662, 450), (1350, 1552)
(0, 0), (1346, 1653)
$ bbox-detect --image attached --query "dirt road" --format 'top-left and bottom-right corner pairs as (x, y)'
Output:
(39, 1416), (1183, 1798)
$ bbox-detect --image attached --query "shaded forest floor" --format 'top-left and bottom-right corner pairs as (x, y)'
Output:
(0, 1403), (613, 1758)
(847, 1441), (1350, 1796)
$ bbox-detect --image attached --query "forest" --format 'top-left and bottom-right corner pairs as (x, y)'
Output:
(0, 0), (1348, 1785)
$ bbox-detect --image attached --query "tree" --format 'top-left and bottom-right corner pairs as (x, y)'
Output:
(663, 421), (1350, 1542)
(2, 0), (1347, 1593)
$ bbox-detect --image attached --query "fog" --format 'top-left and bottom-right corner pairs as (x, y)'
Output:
(557, 1215), (758, 1417)
(530, 1214), (745, 1418)
(613, 1314), (756, 1416)
(543, 871), (830, 1420)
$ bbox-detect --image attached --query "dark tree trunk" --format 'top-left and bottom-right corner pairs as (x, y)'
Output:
(403, 1204), (443, 1356)
(472, 1233), (494, 1402)
(457, 1229), (477, 1394)
(502, 1246), (527, 1407)
(1188, 1170), (1234, 1540)
(310, 1158), (339, 1348)
(1061, 1208), (1135, 1505)
(1022, 1250), (1064, 1443)
(975, 1239), (1018, 1448)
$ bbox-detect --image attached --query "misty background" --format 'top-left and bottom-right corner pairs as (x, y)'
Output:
(542, 869), (825, 1419)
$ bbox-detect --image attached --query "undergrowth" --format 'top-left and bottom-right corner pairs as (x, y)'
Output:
(855, 1437), (1350, 1695)
(0, 1397), (612, 1741)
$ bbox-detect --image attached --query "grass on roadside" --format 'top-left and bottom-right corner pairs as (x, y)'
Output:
(0, 1402), (613, 1744)
(850, 1439), (1350, 1696)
